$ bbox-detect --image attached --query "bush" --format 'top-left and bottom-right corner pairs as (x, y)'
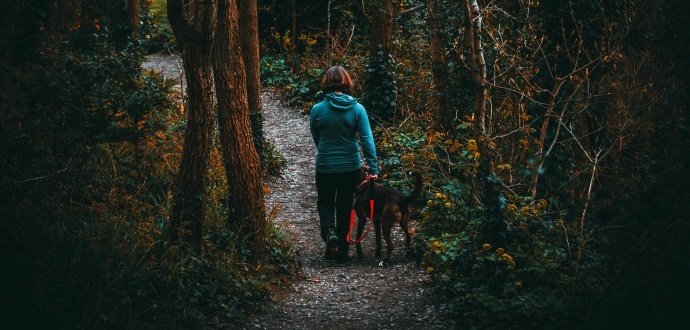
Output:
(260, 55), (324, 109)
(374, 118), (603, 329)
(140, 1), (176, 53)
(263, 139), (288, 177)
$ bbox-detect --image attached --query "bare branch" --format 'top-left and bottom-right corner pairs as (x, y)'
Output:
(13, 159), (72, 184)
(398, 4), (425, 16)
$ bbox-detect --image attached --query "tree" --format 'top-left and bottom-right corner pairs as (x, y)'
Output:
(238, 0), (265, 166)
(427, 0), (451, 130)
(214, 0), (267, 262)
(370, 0), (393, 54)
(126, 0), (141, 38)
(464, 0), (505, 245)
(167, 0), (217, 251)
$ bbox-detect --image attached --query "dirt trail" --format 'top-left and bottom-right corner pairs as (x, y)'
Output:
(143, 52), (454, 330)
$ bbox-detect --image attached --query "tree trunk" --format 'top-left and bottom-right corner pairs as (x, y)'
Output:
(214, 0), (267, 262)
(55, 0), (80, 33)
(365, 0), (396, 123)
(290, 0), (297, 72)
(464, 0), (505, 246)
(238, 0), (265, 167)
(370, 0), (394, 54)
(126, 0), (141, 38)
(325, 0), (332, 54)
(167, 0), (217, 252)
(528, 80), (564, 199)
(428, 0), (451, 130)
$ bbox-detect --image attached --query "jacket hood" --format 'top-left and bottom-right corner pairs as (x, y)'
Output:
(325, 92), (357, 111)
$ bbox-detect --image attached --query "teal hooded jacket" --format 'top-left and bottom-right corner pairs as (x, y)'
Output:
(309, 92), (379, 175)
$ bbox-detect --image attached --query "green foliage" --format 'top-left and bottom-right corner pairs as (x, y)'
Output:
(260, 55), (292, 87)
(374, 120), (602, 328)
(140, 0), (176, 53)
(257, 0), (689, 327)
(262, 139), (288, 177)
(260, 55), (324, 109)
(418, 199), (577, 328)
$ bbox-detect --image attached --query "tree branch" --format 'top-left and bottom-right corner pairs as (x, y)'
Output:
(398, 4), (425, 16)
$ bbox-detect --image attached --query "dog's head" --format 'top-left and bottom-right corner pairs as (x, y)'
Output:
(356, 166), (372, 192)
(358, 166), (368, 181)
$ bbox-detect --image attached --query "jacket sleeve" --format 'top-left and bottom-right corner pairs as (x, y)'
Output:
(309, 105), (320, 147)
(356, 105), (379, 175)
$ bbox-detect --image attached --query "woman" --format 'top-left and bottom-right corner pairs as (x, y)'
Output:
(309, 66), (379, 264)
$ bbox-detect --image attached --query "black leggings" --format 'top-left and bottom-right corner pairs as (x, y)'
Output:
(315, 169), (360, 247)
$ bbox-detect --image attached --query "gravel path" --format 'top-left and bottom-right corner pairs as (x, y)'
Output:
(143, 52), (455, 330)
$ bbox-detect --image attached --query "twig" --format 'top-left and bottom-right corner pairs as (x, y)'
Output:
(13, 159), (72, 184)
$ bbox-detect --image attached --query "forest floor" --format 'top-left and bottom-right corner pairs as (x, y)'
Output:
(144, 52), (455, 330)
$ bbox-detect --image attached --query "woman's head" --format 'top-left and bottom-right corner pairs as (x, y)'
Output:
(321, 66), (353, 94)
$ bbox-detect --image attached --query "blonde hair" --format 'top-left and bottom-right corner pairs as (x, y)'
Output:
(321, 66), (354, 94)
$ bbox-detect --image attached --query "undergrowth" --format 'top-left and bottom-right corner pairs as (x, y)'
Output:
(374, 121), (600, 329)
(0, 14), (297, 328)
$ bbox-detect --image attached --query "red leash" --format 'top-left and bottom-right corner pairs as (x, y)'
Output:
(346, 175), (376, 245)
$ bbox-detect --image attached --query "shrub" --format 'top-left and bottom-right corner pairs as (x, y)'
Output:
(374, 117), (602, 329)
(140, 1), (176, 53)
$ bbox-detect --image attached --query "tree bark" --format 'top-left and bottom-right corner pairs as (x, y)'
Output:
(290, 0), (297, 72)
(214, 0), (267, 262)
(167, 0), (217, 252)
(238, 0), (265, 167)
(126, 0), (141, 38)
(326, 0), (332, 53)
(464, 0), (505, 246)
(428, 0), (451, 130)
(370, 0), (394, 54)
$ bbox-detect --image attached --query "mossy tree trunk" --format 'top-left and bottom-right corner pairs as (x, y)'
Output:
(365, 0), (397, 124)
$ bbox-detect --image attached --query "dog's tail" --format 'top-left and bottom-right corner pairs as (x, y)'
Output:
(402, 171), (423, 206)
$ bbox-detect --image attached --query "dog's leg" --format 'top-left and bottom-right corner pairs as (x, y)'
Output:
(400, 212), (411, 247)
(378, 201), (402, 265)
(373, 216), (382, 258)
(381, 207), (395, 265)
(400, 212), (414, 259)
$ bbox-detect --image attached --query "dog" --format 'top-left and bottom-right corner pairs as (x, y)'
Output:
(353, 170), (423, 265)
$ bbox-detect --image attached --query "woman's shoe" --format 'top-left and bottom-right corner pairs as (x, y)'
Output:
(324, 229), (338, 260)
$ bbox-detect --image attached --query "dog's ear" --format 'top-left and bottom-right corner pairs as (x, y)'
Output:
(407, 169), (422, 176)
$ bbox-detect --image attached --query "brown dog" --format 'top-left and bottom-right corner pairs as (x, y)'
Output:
(353, 170), (423, 265)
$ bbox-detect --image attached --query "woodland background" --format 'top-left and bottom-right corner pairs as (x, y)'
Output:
(1, 0), (689, 328)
